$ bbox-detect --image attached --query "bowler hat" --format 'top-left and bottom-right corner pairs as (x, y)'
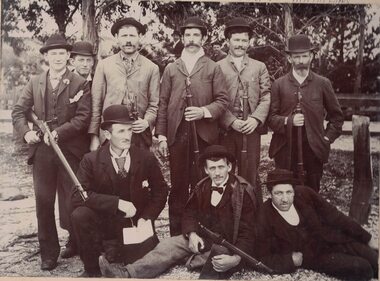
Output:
(285, 34), (318, 53)
(180, 17), (207, 36)
(199, 145), (235, 166)
(224, 18), (252, 38)
(39, 33), (72, 54)
(111, 17), (146, 36)
(71, 41), (95, 56)
(263, 169), (299, 191)
(100, 105), (135, 130)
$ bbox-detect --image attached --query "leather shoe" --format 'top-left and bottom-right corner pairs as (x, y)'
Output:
(41, 259), (57, 270)
(60, 246), (77, 259)
(99, 255), (130, 277)
(78, 270), (102, 278)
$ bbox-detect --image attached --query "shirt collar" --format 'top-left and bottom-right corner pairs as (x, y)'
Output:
(120, 51), (139, 62)
(181, 47), (205, 63)
(109, 145), (129, 158)
(49, 68), (67, 79)
(292, 68), (309, 85)
(73, 69), (92, 81)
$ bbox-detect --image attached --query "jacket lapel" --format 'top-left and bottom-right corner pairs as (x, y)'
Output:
(175, 59), (189, 77)
(56, 69), (71, 97)
(190, 56), (207, 77)
(126, 55), (141, 78)
(38, 72), (47, 118)
(99, 144), (118, 193)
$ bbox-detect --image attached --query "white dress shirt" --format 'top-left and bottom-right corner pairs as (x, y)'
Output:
(109, 146), (131, 174)
(211, 175), (229, 207)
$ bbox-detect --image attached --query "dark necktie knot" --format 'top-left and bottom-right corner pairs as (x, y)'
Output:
(211, 186), (224, 194)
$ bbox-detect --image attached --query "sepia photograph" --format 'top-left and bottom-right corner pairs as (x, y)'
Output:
(0, 0), (379, 280)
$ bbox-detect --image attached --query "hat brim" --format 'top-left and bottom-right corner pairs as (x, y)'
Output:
(224, 25), (252, 38)
(40, 44), (72, 54)
(179, 25), (207, 35)
(284, 46), (318, 53)
(70, 51), (95, 57)
(100, 119), (134, 130)
(199, 151), (235, 166)
(262, 178), (300, 189)
(111, 20), (146, 36)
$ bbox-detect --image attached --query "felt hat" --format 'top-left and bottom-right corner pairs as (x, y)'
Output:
(39, 33), (72, 54)
(71, 41), (96, 56)
(100, 105), (135, 130)
(180, 16), (207, 36)
(111, 17), (146, 36)
(199, 145), (235, 166)
(224, 17), (252, 38)
(285, 34), (318, 53)
(263, 169), (299, 191)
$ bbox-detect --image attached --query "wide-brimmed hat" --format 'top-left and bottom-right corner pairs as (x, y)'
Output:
(224, 18), (252, 38)
(263, 169), (299, 191)
(100, 105), (135, 130)
(180, 16), (207, 36)
(199, 145), (235, 166)
(39, 33), (72, 54)
(71, 41), (96, 57)
(285, 34), (318, 53)
(111, 17), (146, 36)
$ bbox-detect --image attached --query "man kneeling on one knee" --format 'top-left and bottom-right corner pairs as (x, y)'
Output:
(256, 168), (378, 280)
(99, 145), (260, 279)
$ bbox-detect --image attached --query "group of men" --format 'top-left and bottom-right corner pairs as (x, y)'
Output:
(11, 15), (378, 280)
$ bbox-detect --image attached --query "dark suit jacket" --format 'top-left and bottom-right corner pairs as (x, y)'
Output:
(182, 174), (259, 255)
(268, 71), (344, 163)
(12, 69), (91, 163)
(72, 143), (168, 222)
(256, 186), (372, 273)
(156, 55), (229, 146)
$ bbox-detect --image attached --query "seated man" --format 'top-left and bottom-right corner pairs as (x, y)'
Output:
(71, 105), (168, 277)
(99, 145), (260, 279)
(256, 168), (378, 280)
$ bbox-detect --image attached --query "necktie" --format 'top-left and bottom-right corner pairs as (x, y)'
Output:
(115, 157), (128, 178)
(211, 186), (224, 194)
(123, 57), (133, 73)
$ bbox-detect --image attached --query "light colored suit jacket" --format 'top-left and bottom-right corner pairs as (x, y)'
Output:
(89, 52), (160, 136)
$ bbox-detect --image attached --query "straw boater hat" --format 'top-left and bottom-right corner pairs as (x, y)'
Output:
(39, 33), (72, 54)
(111, 17), (146, 36)
(285, 34), (318, 53)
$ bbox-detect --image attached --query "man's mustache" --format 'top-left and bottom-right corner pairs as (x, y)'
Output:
(234, 46), (245, 50)
(185, 43), (201, 48)
(295, 63), (309, 70)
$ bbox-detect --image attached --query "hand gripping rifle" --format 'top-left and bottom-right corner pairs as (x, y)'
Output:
(185, 77), (201, 181)
(130, 95), (153, 147)
(240, 81), (249, 179)
(294, 90), (306, 186)
(198, 223), (274, 274)
(28, 110), (88, 201)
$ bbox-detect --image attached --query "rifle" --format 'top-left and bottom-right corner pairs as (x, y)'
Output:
(28, 110), (88, 201)
(294, 90), (306, 186)
(198, 223), (274, 274)
(240, 81), (249, 179)
(185, 77), (200, 181)
(130, 95), (152, 147)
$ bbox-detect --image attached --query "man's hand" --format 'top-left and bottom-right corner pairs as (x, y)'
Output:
(132, 118), (149, 134)
(212, 254), (241, 272)
(231, 119), (243, 133)
(90, 135), (100, 151)
(368, 236), (378, 251)
(118, 199), (136, 218)
(292, 252), (303, 267)
(241, 117), (259, 135)
(184, 106), (204, 121)
(158, 140), (169, 158)
(293, 113), (304, 127)
(43, 130), (58, 146)
(188, 232), (204, 254)
(24, 130), (41, 144)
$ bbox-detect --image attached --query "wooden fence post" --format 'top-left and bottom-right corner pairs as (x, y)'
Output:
(349, 115), (373, 224)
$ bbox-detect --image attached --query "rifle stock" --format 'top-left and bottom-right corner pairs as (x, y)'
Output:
(27, 110), (88, 201)
(198, 223), (274, 274)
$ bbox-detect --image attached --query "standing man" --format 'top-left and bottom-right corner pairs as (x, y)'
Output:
(218, 18), (271, 201)
(71, 105), (168, 277)
(12, 33), (91, 270)
(89, 17), (160, 151)
(170, 30), (184, 58)
(156, 16), (229, 236)
(256, 169), (378, 280)
(70, 41), (96, 87)
(99, 145), (259, 279)
(267, 34), (344, 191)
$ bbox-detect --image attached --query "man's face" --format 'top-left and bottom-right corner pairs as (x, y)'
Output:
(228, 32), (250, 58)
(287, 51), (313, 71)
(116, 25), (141, 56)
(105, 123), (133, 152)
(44, 48), (70, 72)
(173, 34), (180, 42)
(213, 44), (221, 52)
(182, 28), (205, 54)
(204, 158), (232, 186)
(271, 184), (295, 212)
(70, 55), (94, 77)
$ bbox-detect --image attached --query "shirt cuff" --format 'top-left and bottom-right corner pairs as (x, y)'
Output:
(202, 107), (212, 118)
(158, 135), (167, 142)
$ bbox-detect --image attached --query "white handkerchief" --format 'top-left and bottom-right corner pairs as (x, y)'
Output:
(123, 220), (154, 245)
(69, 90), (84, 104)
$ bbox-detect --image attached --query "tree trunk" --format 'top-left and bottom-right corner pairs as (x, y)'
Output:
(354, 6), (366, 95)
(52, 0), (68, 34)
(283, 4), (294, 40)
(82, 0), (98, 53)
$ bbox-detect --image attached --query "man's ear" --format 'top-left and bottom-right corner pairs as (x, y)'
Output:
(286, 54), (292, 64)
(104, 129), (112, 140)
(227, 162), (232, 173)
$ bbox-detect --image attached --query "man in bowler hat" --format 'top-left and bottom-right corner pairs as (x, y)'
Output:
(12, 33), (91, 269)
(256, 168), (378, 280)
(70, 41), (96, 86)
(267, 34), (344, 192)
(156, 16), (229, 236)
(218, 18), (271, 201)
(71, 104), (168, 277)
(89, 17), (160, 151)
(99, 144), (259, 279)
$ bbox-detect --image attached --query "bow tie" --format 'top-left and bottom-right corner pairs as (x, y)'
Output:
(211, 186), (224, 194)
